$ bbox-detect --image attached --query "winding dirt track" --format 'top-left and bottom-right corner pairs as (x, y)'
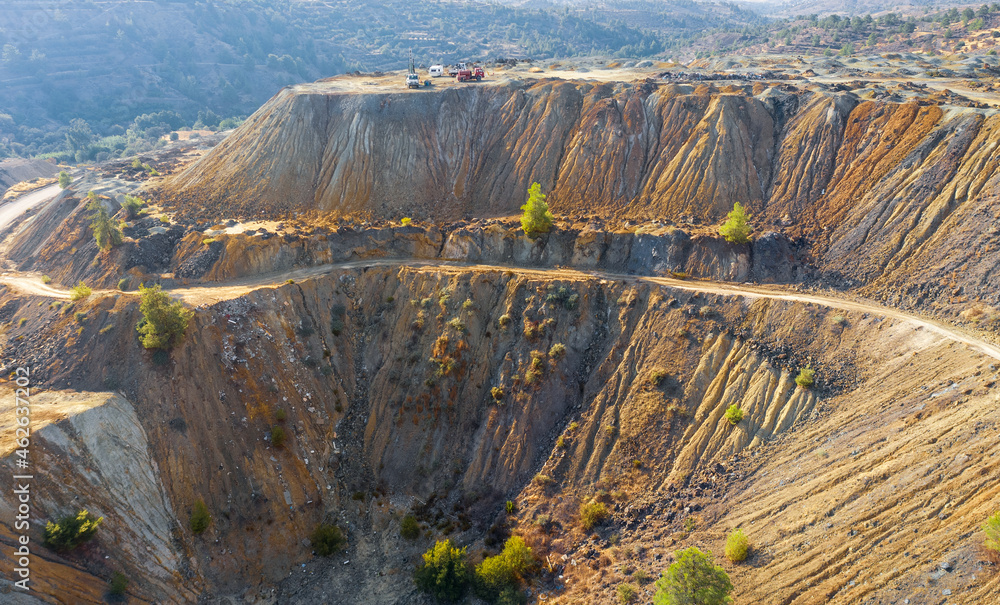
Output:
(4, 258), (1000, 361)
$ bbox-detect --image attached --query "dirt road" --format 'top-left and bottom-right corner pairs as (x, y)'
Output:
(0, 184), (61, 232)
(3, 258), (999, 361)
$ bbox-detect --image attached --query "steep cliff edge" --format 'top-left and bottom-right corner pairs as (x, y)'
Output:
(2, 265), (998, 603)
(156, 78), (1000, 312)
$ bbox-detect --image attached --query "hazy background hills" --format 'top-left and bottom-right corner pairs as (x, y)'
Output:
(0, 0), (991, 163)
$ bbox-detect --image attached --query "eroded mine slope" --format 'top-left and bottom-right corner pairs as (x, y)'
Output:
(1, 264), (999, 603)
(157, 78), (1000, 313)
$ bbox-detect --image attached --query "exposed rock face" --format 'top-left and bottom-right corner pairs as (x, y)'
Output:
(157, 79), (1000, 309)
(0, 392), (193, 603)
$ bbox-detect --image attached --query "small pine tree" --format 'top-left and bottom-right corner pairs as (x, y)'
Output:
(654, 547), (733, 605)
(58, 171), (71, 189)
(90, 204), (123, 251)
(520, 182), (553, 236)
(415, 539), (471, 602)
(719, 203), (751, 244)
(311, 523), (347, 556)
(43, 510), (103, 552)
(189, 499), (211, 534)
(136, 284), (193, 350)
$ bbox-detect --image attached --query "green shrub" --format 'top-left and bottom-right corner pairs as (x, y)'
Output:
(491, 387), (504, 402)
(448, 317), (466, 332)
(505, 500), (516, 515)
(117, 277), (129, 291)
(618, 583), (638, 604)
(725, 528), (750, 562)
(58, 171), (71, 189)
(984, 511), (1000, 554)
(136, 283), (193, 349)
(555, 435), (566, 448)
(158, 215), (169, 224)
(108, 571), (128, 598)
(18, 317), (27, 327)
(190, 499), (211, 534)
(274, 408), (287, 422)
(43, 510), (102, 551)
(795, 367), (815, 388)
(401, 515), (420, 540)
(70, 281), (92, 301)
(311, 523), (347, 556)
(580, 500), (609, 530)
(270, 425), (286, 448)
(74, 311), (87, 324)
(549, 343), (566, 359)
(532, 474), (555, 487)
(331, 303), (347, 335)
(498, 314), (511, 328)
(654, 547), (732, 605)
(400, 217), (413, 226)
(414, 539), (470, 602)
(684, 517), (697, 532)
(474, 536), (533, 601)
(519, 182), (553, 236)
(41, 275), (51, 284)
(121, 195), (144, 220)
(463, 298), (474, 310)
(719, 202), (751, 244)
(723, 404), (743, 425)
(633, 569), (652, 585)
(649, 368), (668, 386)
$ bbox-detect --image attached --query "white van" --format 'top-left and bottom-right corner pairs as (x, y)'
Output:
(429, 65), (444, 77)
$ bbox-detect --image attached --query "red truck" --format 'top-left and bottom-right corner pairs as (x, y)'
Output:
(456, 66), (485, 82)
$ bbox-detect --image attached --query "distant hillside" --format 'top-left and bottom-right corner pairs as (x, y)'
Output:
(0, 0), (766, 161)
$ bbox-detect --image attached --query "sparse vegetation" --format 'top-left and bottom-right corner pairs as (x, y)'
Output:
(90, 203), (123, 251)
(121, 195), (144, 220)
(498, 314), (512, 328)
(654, 547), (733, 605)
(719, 202), (752, 244)
(549, 342), (566, 359)
(556, 435), (566, 448)
(41, 275), (51, 284)
(725, 528), (750, 562)
(474, 536), (534, 603)
(274, 408), (287, 422)
(43, 510), (102, 552)
(270, 425), (286, 447)
(618, 583), (638, 604)
(414, 539), (470, 602)
(117, 277), (129, 291)
(519, 182), (554, 237)
(795, 367), (815, 389)
(984, 511), (1000, 555)
(533, 474), (555, 487)
(108, 571), (129, 598)
(649, 368), (668, 386)
(580, 500), (610, 530)
(491, 387), (504, 402)
(311, 523), (347, 556)
(74, 311), (87, 324)
(189, 499), (211, 534)
(723, 404), (744, 425)
(136, 284), (193, 350)
(401, 515), (420, 540)
(70, 281), (92, 300)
